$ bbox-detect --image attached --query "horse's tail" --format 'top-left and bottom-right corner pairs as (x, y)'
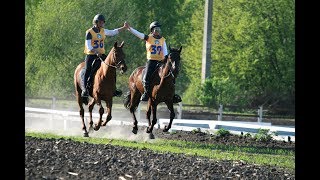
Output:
(123, 91), (131, 109)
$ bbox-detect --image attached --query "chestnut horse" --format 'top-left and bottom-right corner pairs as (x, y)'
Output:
(74, 41), (127, 137)
(124, 46), (182, 139)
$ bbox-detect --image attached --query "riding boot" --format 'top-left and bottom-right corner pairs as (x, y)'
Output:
(173, 94), (182, 103)
(80, 76), (89, 105)
(140, 84), (149, 101)
(172, 79), (182, 103)
(81, 77), (89, 98)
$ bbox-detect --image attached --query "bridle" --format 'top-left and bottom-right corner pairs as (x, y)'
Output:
(97, 49), (124, 69)
(163, 53), (176, 79)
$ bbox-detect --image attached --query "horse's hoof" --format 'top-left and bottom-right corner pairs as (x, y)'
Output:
(163, 126), (170, 132)
(93, 124), (100, 131)
(146, 127), (151, 133)
(132, 128), (138, 134)
(83, 132), (89, 137)
(149, 133), (155, 139)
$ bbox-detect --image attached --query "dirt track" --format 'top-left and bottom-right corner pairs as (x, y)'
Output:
(25, 125), (295, 179)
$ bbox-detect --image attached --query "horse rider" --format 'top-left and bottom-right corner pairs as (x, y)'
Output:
(82, 14), (128, 98)
(125, 21), (181, 102)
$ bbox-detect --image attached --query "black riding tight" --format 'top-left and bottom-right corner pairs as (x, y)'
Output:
(83, 54), (106, 87)
(142, 60), (159, 89)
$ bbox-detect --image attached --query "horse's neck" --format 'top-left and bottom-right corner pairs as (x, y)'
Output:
(103, 51), (115, 71)
(172, 59), (180, 78)
(159, 61), (173, 83)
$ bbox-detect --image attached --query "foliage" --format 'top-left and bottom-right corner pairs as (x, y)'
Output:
(191, 128), (202, 134)
(197, 77), (250, 107)
(210, 0), (295, 110)
(244, 132), (252, 138)
(215, 128), (230, 137)
(253, 128), (277, 142)
(25, 0), (295, 114)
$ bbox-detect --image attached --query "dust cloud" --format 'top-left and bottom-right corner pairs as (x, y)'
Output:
(25, 108), (157, 143)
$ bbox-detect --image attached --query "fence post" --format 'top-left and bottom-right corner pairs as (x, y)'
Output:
(258, 106), (263, 123)
(177, 102), (182, 119)
(63, 119), (67, 131)
(218, 104), (223, 121)
(50, 96), (56, 129)
(51, 97), (56, 109)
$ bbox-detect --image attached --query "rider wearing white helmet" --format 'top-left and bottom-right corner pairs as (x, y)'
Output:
(125, 21), (181, 102)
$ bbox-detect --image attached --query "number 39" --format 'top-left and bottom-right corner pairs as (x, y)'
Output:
(151, 45), (162, 55)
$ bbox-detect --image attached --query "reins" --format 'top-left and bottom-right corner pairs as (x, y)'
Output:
(162, 59), (174, 79)
(96, 50), (122, 69)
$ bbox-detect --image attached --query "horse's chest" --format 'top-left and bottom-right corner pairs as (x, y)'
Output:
(93, 76), (115, 94)
(154, 83), (174, 97)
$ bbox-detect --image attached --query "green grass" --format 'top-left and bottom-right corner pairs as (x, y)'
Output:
(25, 131), (295, 171)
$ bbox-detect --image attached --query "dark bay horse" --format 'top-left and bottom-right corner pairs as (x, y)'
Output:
(74, 41), (127, 137)
(124, 46), (182, 139)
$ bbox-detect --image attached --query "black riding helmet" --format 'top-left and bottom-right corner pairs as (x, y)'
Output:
(93, 14), (105, 25)
(149, 21), (161, 32)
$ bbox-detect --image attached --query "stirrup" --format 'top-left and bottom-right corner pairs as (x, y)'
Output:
(81, 90), (89, 97)
(113, 89), (122, 97)
(140, 93), (149, 101)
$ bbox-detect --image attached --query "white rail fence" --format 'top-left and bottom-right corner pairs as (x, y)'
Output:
(26, 96), (285, 123)
(25, 107), (294, 142)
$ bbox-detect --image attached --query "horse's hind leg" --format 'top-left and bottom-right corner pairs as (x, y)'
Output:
(77, 93), (89, 137)
(163, 101), (175, 132)
(88, 98), (95, 133)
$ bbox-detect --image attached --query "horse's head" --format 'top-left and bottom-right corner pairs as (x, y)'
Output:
(168, 45), (182, 76)
(111, 41), (127, 74)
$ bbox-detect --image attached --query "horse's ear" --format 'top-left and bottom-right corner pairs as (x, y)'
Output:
(120, 41), (125, 48)
(114, 41), (118, 48)
(179, 46), (182, 52)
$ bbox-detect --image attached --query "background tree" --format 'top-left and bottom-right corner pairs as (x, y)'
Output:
(25, 0), (295, 114)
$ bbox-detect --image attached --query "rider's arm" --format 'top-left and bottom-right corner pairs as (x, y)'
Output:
(104, 23), (128, 36)
(163, 41), (168, 57)
(104, 28), (120, 36)
(85, 32), (97, 54)
(128, 26), (148, 40)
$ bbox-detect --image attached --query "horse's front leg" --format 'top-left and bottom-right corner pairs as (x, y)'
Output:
(146, 100), (152, 127)
(102, 100), (112, 126)
(147, 101), (157, 139)
(93, 100), (104, 131)
(88, 98), (96, 133)
(163, 101), (175, 132)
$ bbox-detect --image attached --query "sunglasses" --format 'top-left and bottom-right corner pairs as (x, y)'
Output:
(153, 27), (161, 32)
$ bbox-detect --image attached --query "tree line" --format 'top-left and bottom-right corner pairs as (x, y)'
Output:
(25, 0), (295, 115)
